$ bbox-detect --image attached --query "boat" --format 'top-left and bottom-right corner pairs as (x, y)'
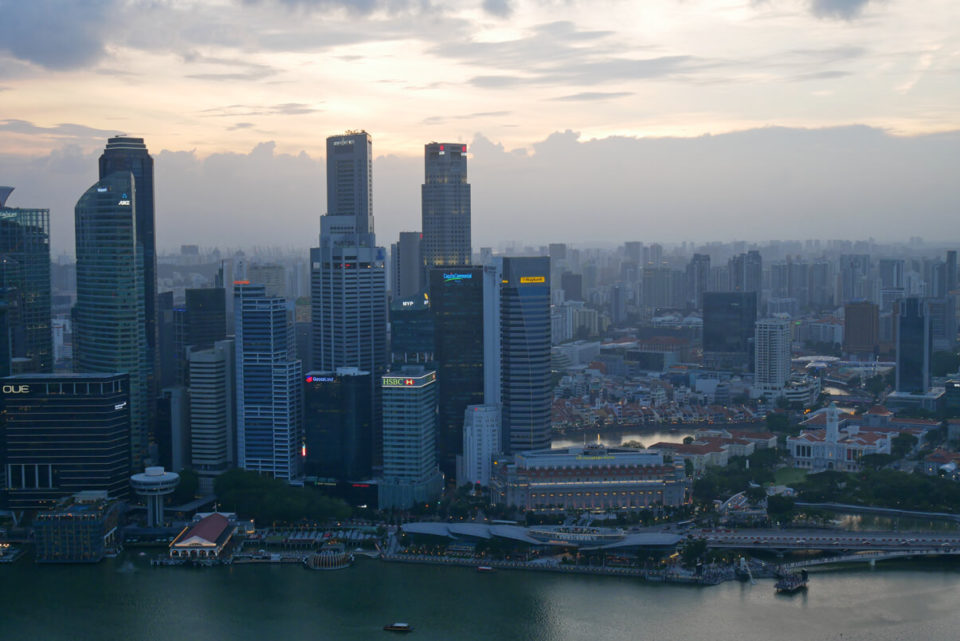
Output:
(383, 622), (413, 633)
(775, 570), (808, 594)
(477, 565), (495, 572)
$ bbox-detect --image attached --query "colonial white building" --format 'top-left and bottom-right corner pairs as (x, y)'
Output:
(787, 404), (892, 472)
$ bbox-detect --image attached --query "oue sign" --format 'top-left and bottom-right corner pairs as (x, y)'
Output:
(3, 384), (29, 394)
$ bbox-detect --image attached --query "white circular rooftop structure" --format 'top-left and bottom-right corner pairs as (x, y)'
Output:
(130, 466), (180, 495)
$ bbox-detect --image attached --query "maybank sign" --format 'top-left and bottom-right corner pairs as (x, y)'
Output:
(443, 273), (473, 282)
(520, 276), (546, 284)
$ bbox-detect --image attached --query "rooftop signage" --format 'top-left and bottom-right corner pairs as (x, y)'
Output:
(520, 276), (546, 284)
(382, 372), (436, 388)
(443, 273), (473, 282)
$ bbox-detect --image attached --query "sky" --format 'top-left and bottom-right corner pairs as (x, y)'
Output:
(0, 0), (958, 255)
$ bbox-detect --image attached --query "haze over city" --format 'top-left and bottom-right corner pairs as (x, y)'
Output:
(1, 0), (958, 253)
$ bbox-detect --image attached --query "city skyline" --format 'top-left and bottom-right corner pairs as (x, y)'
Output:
(0, 1), (957, 254)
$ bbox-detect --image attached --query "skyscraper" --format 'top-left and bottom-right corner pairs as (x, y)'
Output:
(459, 404), (501, 487)
(98, 137), (158, 405)
(895, 297), (932, 394)
(0, 186), (52, 373)
(430, 266), (484, 477)
(754, 318), (791, 398)
(1, 373), (131, 511)
(326, 131), (373, 236)
(235, 284), (302, 480)
(497, 257), (552, 453)
(313, 132), (387, 471)
(686, 253), (711, 309)
(378, 368), (443, 509)
(391, 231), (423, 298)
(702, 291), (757, 371)
(303, 368), (372, 481)
(188, 339), (235, 493)
(74, 172), (150, 466)
(421, 142), (471, 271)
(843, 301), (879, 358)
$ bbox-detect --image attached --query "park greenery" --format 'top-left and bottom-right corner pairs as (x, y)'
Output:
(214, 469), (351, 525)
(796, 469), (960, 514)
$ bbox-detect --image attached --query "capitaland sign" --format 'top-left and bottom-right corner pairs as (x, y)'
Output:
(2, 384), (30, 394)
(443, 273), (473, 282)
(0, 211), (18, 220)
(520, 276), (546, 284)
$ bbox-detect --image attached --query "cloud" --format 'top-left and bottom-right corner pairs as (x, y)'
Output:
(421, 110), (511, 125)
(550, 91), (633, 101)
(228, 122), (256, 130)
(0, 119), (119, 139)
(0, 0), (119, 69)
(200, 103), (323, 117)
(482, 0), (514, 18)
(791, 70), (851, 81)
(809, 0), (874, 20)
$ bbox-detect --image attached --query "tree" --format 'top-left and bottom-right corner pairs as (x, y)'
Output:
(891, 432), (919, 458)
(170, 468), (199, 505)
(684, 459), (694, 477)
(766, 412), (792, 433)
(745, 486), (767, 504)
(864, 375), (886, 399)
(681, 538), (708, 569)
(683, 436), (695, 445)
(692, 477), (718, 504)
(766, 495), (795, 522)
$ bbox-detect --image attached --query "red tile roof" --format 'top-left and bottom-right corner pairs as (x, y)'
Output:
(174, 513), (230, 545)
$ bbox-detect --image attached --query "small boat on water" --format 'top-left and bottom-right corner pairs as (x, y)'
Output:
(775, 570), (808, 594)
(383, 622), (413, 633)
(477, 565), (495, 572)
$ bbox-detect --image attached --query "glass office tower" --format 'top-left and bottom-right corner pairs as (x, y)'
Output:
(421, 142), (471, 270)
(0, 186), (52, 372)
(74, 172), (150, 467)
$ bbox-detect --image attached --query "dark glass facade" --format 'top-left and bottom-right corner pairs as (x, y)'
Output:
(303, 370), (372, 480)
(702, 291), (757, 370)
(896, 297), (931, 393)
(1, 373), (131, 511)
(326, 132), (373, 235)
(184, 287), (226, 350)
(74, 172), (150, 466)
(430, 267), (484, 477)
(501, 257), (552, 454)
(0, 194), (52, 373)
(390, 295), (434, 364)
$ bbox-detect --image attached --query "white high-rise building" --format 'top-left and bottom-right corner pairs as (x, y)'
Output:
(458, 404), (501, 487)
(188, 339), (235, 493)
(754, 317), (791, 398)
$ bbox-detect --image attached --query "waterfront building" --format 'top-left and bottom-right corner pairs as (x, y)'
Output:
(1, 373), (130, 511)
(326, 131), (373, 236)
(234, 284), (302, 481)
(391, 231), (423, 299)
(303, 368), (373, 481)
(98, 137), (158, 433)
(188, 339), (236, 493)
(0, 186), (52, 373)
(458, 404), (500, 487)
(753, 317), (791, 399)
(431, 266), (484, 477)
(895, 297), (932, 394)
(421, 142), (471, 271)
(130, 466), (179, 527)
(74, 172), (150, 466)
(490, 445), (687, 513)
(33, 491), (122, 563)
(378, 368), (443, 510)
(702, 291), (757, 371)
(169, 512), (236, 560)
(497, 257), (552, 453)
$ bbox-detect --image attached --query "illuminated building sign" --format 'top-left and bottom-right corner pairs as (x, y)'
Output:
(118, 200), (131, 206)
(520, 276), (546, 284)
(332, 139), (354, 146)
(443, 273), (473, 282)
(305, 376), (335, 383)
(2, 384), (29, 394)
(382, 372), (436, 388)
(114, 401), (127, 410)
(0, 212), (18, 219)
(233, 280), (250, 285)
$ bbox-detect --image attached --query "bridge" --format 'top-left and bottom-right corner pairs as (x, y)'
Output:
(777, 548), (960, 570)
(695, 528), (960, 552)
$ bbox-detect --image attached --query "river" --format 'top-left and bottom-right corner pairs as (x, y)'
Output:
(3, 555), (960, 640)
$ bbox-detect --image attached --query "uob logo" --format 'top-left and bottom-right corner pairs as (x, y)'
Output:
(2, 384), (29, 394)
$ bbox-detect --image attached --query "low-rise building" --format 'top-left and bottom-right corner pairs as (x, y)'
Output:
(34, 491), (122, 563)
(490, 445), (687, 513)
(169, 512), (236, 560)
(922, 450), (960, 481)
(787, 404), (892, 472)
